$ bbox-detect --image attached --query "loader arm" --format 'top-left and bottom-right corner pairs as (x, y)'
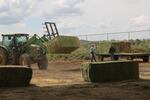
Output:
(43, 22), (59, 40)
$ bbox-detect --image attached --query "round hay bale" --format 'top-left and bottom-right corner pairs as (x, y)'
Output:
(0, 66), (32, 87)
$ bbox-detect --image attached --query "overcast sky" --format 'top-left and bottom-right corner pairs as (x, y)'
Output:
(0, 0), (150, 38)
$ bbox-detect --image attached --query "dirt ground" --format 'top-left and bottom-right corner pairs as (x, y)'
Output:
(0, 60), (150, 100)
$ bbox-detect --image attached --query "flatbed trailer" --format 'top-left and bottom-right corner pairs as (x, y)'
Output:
(96, 53), (150, 62)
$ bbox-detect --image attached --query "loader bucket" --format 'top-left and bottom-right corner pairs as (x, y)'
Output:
(45, 36), (80, 54)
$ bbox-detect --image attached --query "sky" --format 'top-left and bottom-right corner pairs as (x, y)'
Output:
(0, 0), (150, 40)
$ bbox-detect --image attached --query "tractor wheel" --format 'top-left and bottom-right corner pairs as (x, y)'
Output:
(19, 54), (31, 67)
(37, 55), (48, 70)
(114, 55), (119, 60)
(0, 48), (7, 65)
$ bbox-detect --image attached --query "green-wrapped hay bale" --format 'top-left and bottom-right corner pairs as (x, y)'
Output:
(0, 66), (32, 87)
(46, 36), (80, 53)
(81, 61), (139, 82)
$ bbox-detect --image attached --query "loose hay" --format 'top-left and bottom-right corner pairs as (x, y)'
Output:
(81, 61), (139, 82)
(46, 36), (80, 53)
(0, 66), (32, 87)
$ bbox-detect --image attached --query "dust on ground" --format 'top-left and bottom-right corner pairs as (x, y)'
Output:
(0, 60), (150, 100)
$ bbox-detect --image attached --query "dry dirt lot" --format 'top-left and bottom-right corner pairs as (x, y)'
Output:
(0, 61), (150, 100)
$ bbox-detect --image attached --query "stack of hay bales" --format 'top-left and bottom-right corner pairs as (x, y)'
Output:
(99, 41), (131, 53)
(0, 66), (32, 87)
(99, 41), (112, 53)
(119, 42), (131, 53)
(111, 41), (131, 53)
(81, 61), (139, 82)
(45, 36), (80, 53)
(111, 42), (120, 53)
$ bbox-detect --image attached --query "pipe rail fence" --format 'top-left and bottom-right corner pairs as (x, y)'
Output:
(77, 30), (150, 41)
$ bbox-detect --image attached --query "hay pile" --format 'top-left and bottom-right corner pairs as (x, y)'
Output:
(0, 66), (32, 87)
(46, 36), (80, 53)
(81, 61), (139, 82)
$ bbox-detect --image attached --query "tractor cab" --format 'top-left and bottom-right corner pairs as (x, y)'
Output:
(2, 33), (29, 51)
(1, 33), (29, 65)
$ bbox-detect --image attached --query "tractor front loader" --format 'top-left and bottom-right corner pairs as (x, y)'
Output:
(0, 33), (47, 69)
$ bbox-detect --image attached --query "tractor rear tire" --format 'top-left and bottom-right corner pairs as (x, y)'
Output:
(19, 54), (31, 67)
(37, 55), (48, 70)
(0, 48), (7, 65)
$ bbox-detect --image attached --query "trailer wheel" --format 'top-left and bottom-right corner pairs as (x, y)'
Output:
(142, 56), (149, 62)
(37, 55), (48, 70)
(19, 54), (31, 67)
(0, 47), (7, 65)
(127, 57), (134, 60)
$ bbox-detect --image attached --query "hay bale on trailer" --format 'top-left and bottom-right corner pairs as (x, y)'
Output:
(0, 66), (32, 87)
(119, 42), (131, 53)
(111, 41), (131, 53)
(46, 36), (80, 53)
(81, 61), (139, 82)
(99, 41), (112, 53)
(111, 42), (120, 53)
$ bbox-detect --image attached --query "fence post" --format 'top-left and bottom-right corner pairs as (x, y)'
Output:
(107, 33), (109, 40)
(86, 35), (88, 41)
(128, 32), (130, 40)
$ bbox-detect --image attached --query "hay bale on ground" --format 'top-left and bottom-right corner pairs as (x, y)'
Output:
(0, 66), (32, 87)
(46, 36), (80, 54)
(81, 61), (139, 82)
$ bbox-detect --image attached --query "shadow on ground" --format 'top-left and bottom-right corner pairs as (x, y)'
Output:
(0, 80), (150, 100)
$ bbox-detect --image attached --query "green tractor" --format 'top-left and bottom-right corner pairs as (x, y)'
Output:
(0, 22), (60, 69)
(0, 33), (48, 69)
(0, 22), (80, 69)
(0, 22), (79, 69)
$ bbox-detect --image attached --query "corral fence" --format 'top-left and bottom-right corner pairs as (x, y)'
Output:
(77, 30), (150, 41)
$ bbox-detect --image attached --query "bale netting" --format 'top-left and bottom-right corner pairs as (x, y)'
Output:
(46, 36), (80, 53)
(0, 66), (32, 87)
(81, 61), (139, 82)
